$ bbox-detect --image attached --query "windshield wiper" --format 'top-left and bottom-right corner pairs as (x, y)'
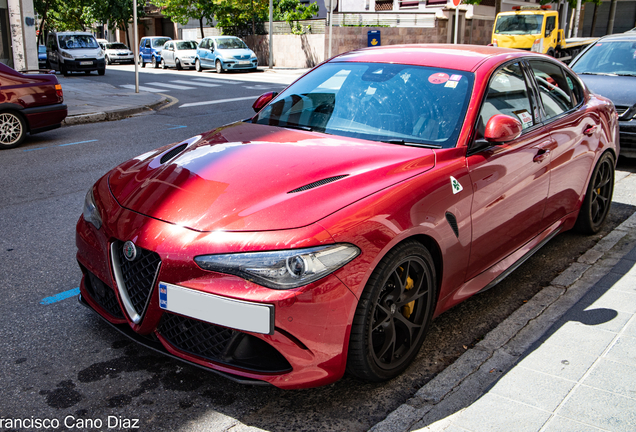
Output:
(615, 73), (636, 77)
(382, 139), (442, 149)
(283, 124), (313, 132)
(578, 72), (618, 76)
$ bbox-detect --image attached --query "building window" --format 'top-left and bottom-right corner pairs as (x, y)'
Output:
(375, 0), (393, 11)
(426, 0), (446, 6)
(400, 0), (419, 8)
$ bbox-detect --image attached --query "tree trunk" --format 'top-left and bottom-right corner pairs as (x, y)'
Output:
(590, 2), (599, 37)
(37, 13), (46, 45)
(200, 17), (204, 39)
(125, 25), (131, 49)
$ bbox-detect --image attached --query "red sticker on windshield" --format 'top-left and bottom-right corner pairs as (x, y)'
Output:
(429, 73), (449, 84)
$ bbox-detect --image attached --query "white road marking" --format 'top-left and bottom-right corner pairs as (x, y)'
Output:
(180, 96), (260, 108)
(145, 82), (196, 90)
(191, 77), (243, 85)
(170, 80), (220, 88)
(120, 84), (168, 92)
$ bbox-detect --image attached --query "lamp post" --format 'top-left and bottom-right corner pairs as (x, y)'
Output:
(133, 0), (139, 93)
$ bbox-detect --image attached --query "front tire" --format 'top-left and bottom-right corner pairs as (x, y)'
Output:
(98, 68), (105, 76)
(139, 55), (145, 68)
(195, 59), (202, 72)
(0, 112), (27, 149)
(175, 58), (182, 70)
(347, 241), (437, 382)
(215, 59), (224, 74)
(575, 152), (615, 234)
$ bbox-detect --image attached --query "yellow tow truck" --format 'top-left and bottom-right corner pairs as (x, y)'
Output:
(491, 5), (597, 62)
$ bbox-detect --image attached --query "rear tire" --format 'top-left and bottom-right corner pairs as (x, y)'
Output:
(0, 111), (27, 149)
(347, 241), (437, 382)
(152, 56), (158, 68)
(139, 55), (145, 68)
(161, 58), (166, 69)
(575, 152), (614, 234)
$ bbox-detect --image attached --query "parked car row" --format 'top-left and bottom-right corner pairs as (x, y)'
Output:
(138, 36), (258, 73)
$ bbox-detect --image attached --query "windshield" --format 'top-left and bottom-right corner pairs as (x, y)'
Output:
(58, 35), (99, 49)
(252, 62), (474, 148)
(152, 38), (170, 48)
(107, 43), (129, 50)
(494, 14), (543, 35)
(216, 38), (248, 50)
(571, 40), (636, 76)
(176, 41), (198, 50)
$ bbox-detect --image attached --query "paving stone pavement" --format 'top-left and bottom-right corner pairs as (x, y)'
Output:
(371, 171), (636, 432)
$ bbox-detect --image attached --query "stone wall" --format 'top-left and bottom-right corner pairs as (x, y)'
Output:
(245, 16), (494, 68)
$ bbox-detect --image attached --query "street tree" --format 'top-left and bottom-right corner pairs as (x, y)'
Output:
(153, 0), (217, 39)
(274, 0), (319, 34)
(87, 0), (145, 47)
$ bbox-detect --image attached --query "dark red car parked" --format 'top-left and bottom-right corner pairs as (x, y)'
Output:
(76, 45), (618, 389)
(0, 62), (67, 149)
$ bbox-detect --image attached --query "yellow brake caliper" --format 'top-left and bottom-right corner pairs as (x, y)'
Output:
(402, 273), (415, 319)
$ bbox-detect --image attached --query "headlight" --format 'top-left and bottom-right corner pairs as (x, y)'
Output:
(194, 244), (360, 290)
(97, 49), (104, 59)
(61, 50), (74, 60)
(82, 188), (102, 230)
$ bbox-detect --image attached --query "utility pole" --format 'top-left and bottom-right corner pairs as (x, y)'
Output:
(607, 0), (617, 35)
(133, 0), (139, 93)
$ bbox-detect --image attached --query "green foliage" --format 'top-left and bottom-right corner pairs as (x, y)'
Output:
(274, 0), (319, 34)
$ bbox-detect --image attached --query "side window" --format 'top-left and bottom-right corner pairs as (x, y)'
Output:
(564, 70), (584, 106)
(202, 39), (209, 49)
(529, 60), (574, 120)
(476, 61), (535, 140)
(545, 16), (556, 36)
(145, 39), (150, 48)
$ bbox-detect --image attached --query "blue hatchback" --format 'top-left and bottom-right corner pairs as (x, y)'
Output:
(139, 36), (172, 68)
(195, 36), (258, 73)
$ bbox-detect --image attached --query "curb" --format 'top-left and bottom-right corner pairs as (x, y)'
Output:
(63, 98), (169, 126)
(370, 211), (636, 432)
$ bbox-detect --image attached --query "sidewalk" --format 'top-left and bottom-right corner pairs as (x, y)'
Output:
(372, 172), (636, 432)
(58, 67), (307, 127)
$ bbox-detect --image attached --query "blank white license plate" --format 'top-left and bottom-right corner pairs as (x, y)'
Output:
(80, 61), (93, 65)
(159, 282), (274, 335)
(238, 60), (251, 65)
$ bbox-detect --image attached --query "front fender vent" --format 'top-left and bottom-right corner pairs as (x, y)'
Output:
(446, 212), (459, 238)
(288, 175), (349, 194)
(160, 143), (188, 164)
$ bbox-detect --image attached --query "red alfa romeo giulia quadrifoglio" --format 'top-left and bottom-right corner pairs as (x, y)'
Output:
(76, 45), (618, 389)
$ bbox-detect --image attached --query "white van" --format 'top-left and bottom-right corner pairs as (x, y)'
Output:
(46, 32), (106, 76)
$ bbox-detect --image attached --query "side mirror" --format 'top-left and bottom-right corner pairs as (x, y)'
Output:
(252, 91), (278, 113)
(484, 114), (523, 143)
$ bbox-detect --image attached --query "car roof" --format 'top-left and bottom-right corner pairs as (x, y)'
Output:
(332, 44), (530, 72)
(597, 33), (636, 42)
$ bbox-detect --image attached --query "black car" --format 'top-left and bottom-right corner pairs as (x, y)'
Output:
(570, 33), (636, 157)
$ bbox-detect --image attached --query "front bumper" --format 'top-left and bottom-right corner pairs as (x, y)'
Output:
(75, 178), (358, 389)
(222, 59), (258, 70)
(62, 58), (106, 71)
(619, 120), (636, 158)
(109, 55), (134, 63)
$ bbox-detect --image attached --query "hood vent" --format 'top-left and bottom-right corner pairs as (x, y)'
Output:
(288, 175), (349, 194)
(160, 143), (188, 164)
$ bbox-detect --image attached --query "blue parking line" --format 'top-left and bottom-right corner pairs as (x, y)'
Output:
(40, 287), (80, 305)
(159, 124), (187, 131)
(23, 139), (98, 152)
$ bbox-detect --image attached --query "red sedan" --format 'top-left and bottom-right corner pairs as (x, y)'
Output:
(0, 63), (67, 149)
(76, 45), (618, 389)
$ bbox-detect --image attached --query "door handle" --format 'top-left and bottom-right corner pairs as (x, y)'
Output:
(533, 140), (557, 163)
(584, 125), (598, 136)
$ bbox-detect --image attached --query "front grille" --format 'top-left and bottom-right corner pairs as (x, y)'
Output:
(113, 241), (161, 318)
(84, 269), (124, 319)
(620, 131), (636, 148)
(158, 312), (238, 361)
(616, 105), (635, 121)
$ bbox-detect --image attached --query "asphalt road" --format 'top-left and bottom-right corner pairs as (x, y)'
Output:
(1, 71), (636, 431)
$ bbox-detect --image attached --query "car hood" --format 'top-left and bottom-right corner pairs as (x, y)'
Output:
(578, 74), (636, 107)
(66, 48), (100, 59)
(219, 48), (254, 58)
(108, 122), (436, 232)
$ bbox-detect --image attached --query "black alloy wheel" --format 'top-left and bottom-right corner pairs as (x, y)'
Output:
(347, 241), (437, 381)
(575, 152), (615, 234)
